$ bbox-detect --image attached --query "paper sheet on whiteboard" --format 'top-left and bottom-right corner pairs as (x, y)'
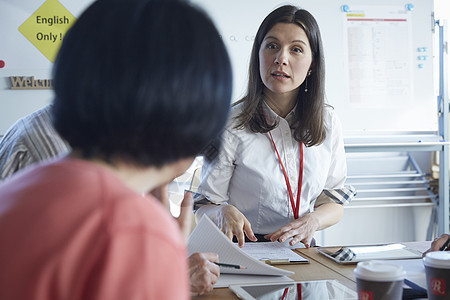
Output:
(344, 5), (413, 108)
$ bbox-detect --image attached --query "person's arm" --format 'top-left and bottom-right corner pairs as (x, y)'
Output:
(194, 128), (256, 247)
(0, 124), (30, 180)
(312, 202), (345, 230)
(423, 234), (450, 256)
(0, 106), (70, 180)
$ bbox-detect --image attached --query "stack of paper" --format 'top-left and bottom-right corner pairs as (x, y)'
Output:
(187, 216), (294, 287)
(240, 242), (308, 264)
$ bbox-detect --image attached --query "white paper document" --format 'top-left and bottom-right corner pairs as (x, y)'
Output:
(344, 5), (412, 107)
(239, 242), (309, 264)
(216, 274), (294, 288)
(187, 216), (294, 279)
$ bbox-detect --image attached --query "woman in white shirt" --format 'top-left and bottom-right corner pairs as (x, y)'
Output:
(195, 5), (355, 248)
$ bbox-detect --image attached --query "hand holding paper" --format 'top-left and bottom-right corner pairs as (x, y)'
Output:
(188, 215), (293, 277)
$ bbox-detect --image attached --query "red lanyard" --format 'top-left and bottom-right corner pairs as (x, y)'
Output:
(269, 131), (303, 219)
(281, 283), (302, 300)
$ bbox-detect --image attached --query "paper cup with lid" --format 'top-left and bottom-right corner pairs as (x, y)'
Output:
(354, 260), (405, 300)
(423, 251), (450, 300)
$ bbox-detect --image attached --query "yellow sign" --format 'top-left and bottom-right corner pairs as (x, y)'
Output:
(18, 0), (76, 63)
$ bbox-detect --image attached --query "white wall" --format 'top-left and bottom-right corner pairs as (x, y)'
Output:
(0, 0), (93, 136)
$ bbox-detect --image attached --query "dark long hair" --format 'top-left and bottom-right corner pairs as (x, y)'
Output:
(52, 0), (232, 167)
(234, 5), (326, 146)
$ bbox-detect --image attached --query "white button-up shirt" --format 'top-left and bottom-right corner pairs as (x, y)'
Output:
(197, 101), (347, 234)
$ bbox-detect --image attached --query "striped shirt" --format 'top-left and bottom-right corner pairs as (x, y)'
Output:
(0, 104), (70, 180)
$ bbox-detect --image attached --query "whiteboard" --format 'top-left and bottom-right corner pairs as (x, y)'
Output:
(0, 0), (436, 135)
(191, 0), (437, 134)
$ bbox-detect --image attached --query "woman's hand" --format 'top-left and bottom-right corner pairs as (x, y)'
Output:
(265, 213), (319, 247)
(219, 204), (257, 247)
(265, 202), (344, 247)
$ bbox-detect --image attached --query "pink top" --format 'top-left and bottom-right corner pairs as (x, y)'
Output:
(0, 158), (189, 300)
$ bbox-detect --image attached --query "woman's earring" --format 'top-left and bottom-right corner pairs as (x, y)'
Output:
(304, 70), (312, 92)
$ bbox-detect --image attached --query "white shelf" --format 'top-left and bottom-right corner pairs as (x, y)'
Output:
(344, 134), (449, 152)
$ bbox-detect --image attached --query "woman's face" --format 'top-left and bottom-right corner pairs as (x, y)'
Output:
(259, 22), (312, 97)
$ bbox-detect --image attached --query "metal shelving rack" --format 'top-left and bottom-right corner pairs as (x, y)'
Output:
(344, 19), (449, 238)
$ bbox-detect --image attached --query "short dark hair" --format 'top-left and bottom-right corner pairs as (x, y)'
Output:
(52, 0), (232, 167)
(234, 5), (326, 146)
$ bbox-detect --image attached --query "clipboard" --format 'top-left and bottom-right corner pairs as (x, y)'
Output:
(316, 243), (423, 265)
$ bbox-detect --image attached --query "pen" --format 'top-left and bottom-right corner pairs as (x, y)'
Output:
(440, 236), (450, 251)
(215, 262), (246, 269)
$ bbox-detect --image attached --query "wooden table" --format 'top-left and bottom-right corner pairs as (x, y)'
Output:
(192, 247), (356, 299)
(192, 241), (430, 299)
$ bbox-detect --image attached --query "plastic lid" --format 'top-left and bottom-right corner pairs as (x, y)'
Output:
(423, 251), (450, 269)
(354, 261), (406, 282)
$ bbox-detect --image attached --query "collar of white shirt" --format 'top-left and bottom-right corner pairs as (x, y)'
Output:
(262, 100), (297, 127)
